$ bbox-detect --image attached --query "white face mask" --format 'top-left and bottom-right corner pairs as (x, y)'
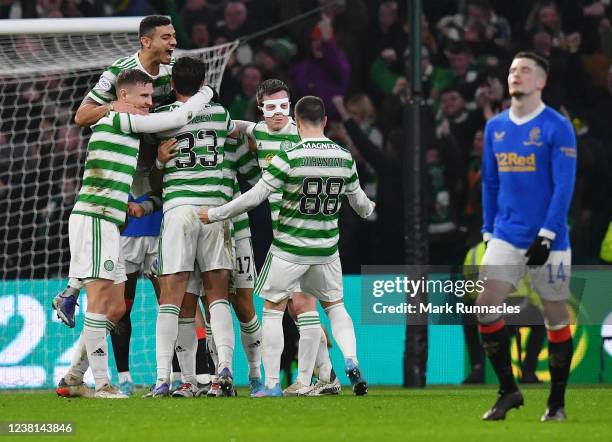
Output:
(260, 98), (290, 118)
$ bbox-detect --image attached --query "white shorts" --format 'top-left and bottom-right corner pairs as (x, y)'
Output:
(186, 264), (202, 296)
(480, 238), (571, 301)
(121, 236), (158, 276)
(254, 253), (343, 304)
(158, 205), (233, 275)
(234, 237), (256, 290)
(68, 214), (127, 284)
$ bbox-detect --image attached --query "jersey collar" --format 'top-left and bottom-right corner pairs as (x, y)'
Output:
(134, 51), (162, 78)
(509, 101), (545, 126)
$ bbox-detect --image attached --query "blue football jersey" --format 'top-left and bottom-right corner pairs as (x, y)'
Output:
(482, 104), (577, 250)
(121, 193), (162, 237)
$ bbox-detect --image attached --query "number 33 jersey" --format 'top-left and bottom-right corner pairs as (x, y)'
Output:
(155, 101), (235, 211)
(261, 137), (361, 264)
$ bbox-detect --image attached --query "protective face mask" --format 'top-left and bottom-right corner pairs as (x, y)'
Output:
(260, 98), (290, 118)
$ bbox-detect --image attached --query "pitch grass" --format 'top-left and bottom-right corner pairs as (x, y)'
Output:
(1, 386), (611, 442)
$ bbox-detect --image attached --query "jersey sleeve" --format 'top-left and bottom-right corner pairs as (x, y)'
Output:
(540, 118), (577, 239)
(87, 65), (120, 104)
(227, 112), (236, 135)
(235, 140), (261, 185)
(261, 149), (290, 192)
(481, 122), (499, 235)
(344, 160), (361, 194)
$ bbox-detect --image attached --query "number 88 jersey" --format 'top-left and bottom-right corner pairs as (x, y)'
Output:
(155, 101), (235, 212)
(260, 136), (361, 264)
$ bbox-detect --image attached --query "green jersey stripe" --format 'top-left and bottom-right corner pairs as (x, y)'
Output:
(76, 194), (128, 212)
(272, 238), (338, 257)
(85, 159), (136, 176)
(82, 177), (131, 194)
(88, 140), (138, 158)
(276, 223), (339, 239)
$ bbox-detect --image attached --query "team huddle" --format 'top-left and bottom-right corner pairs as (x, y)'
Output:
(51, 15), (578, 422)
(52, 15), (372, 400)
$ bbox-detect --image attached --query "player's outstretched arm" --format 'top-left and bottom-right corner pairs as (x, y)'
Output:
(130, 86), (214, 134)
(347, 187), (376, 218)
(201, 180), (272, 223)
(344, 161), (375, 218)
(74, 95), (148, 127)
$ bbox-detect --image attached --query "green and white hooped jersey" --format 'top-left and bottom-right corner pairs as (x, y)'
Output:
(156, 101), (235, 211)
(72, 112), (140, 225)
(261, 137), (360, 264)
(223, 136), (261, 240)
(88, 52), (174, 107)
(248, 118), (301, 225)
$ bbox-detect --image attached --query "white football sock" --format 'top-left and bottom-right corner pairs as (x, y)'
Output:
(156, 304), (180, 387)
(68, 277), (84, 290)
(325, 303), (358, 366)
(209, 299), (234, 373)
(262, 309), (284, 388)
(83, 312), (109, 390)
(297, 311), (321, 386)
(239, 315), (262, 379)
(118, 371), (132, 384)
(67, 335), (89, 382)
(176, 318), (197, 385)
(315, 326), (332, 382)
(67, 320), (115, 382)
(204, 320), (218, 374)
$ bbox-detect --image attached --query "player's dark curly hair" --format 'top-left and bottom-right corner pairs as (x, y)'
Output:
(256, 78), (290, 105)
(172, 57), (206, 96)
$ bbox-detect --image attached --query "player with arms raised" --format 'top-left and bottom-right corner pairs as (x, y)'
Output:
(478, 52), (577, 421)
(201, 96), (373, 396)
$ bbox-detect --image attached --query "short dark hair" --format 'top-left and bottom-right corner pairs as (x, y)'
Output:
(172, 57), (206, 96)
(139, 15), (172, 39)
(295, 96), (325, 125)
(256, 78), (290, 105)
(514, 51), (550, 75)
(116, 69), (153, 90)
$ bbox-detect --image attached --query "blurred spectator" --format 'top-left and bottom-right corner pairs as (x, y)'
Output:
(529, 27), (592, 113)
(217, 1), (253, 40)
(437, 0), (511, 57)
(334, 95), (405, 264)
(364, 1), (405, 75)
(190, 21), (212, 49)
(291, 17), (350, 122)
(442, 41), (484, 103)
(180, 0), (217, 34)
(436, 86), (485, 160)
(226, 63), (262, 121)
(426, 138), (464, 265)
(253, 38), (296, 86)
(464, 129), (484, 247)
(587, 64), (612, 142)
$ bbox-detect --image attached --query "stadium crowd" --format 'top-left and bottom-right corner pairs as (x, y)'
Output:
(1, 0), (612, 278)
